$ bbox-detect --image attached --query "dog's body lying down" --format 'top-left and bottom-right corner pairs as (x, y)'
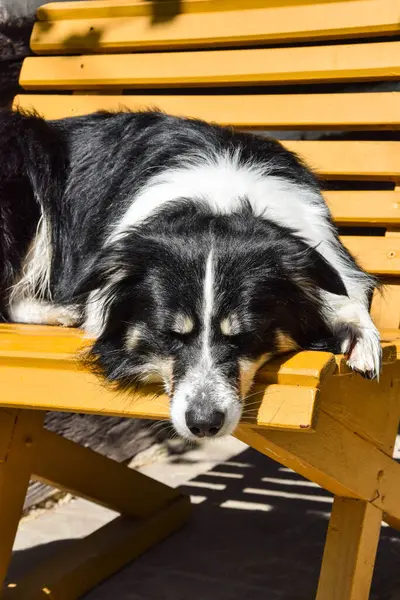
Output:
(0, 109), (381, 438)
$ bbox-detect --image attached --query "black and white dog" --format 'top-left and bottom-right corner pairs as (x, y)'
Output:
(0, 109), (381, 439)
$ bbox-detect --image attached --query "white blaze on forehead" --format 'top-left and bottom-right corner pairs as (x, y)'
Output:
(202, 248), (214, 366)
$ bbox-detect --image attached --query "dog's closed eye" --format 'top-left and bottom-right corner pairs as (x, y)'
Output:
(171, 313), (194, 336)
(220, 314), (241, 337)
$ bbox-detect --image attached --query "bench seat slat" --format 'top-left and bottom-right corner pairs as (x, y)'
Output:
(13, 92), (400, 130)
(31, 0), (400, 54)
(19, 41), (400, 90)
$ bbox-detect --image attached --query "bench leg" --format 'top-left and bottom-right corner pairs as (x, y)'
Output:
(0, 410), (45, 589)
(316, 497), (382, 600)
(1, 421), (191, 600)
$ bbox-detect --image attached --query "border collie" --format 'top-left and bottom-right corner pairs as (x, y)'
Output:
(0, 109), (381, 439)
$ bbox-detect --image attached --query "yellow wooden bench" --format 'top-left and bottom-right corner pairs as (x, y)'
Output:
(2, 0), (400, 598)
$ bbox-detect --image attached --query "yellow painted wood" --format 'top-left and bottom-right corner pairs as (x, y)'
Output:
(33, 428), (180, 516)
(243, 384), (319, 431)
(319, 359), (400, 453)
(0, 324), (329, 431)
(257, 351), (336, 387)
(235, 407), (400, 523)
(324, 191), (400, 226)
(384, 513), (400, 531)
(371, 285), (400, 329)
(14, 92), (400, 131)
(285, 141), (400, 181)
(0, 357), (318, 431)
(37, 0), (306, 21)
(35, 0), (400, 23)
(19, 40), (400, 90)
(0, 411), (45, 588)
(316, 498), (382, 600)
(340, 236), (400, 275)
(2, 497), (191, 600)
(0, 409), (16, 462)
(31, 0), (400, 54)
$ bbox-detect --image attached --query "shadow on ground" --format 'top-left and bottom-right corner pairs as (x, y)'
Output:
(8, 447), (400, 600)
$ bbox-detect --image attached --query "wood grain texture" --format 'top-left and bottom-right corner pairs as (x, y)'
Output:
(37, 0), (301, 20)
(14, 92), (400, 131)
(0, 411), (45, 587)
(31, 1), (400, 54)
(285, 141), (400, 181)
(33, 428), (180, 516)
(316, 498), (382, 600)
(235, 408), (400, 523)
(19, 41), (400, 90)
(341, 236), (400, 275)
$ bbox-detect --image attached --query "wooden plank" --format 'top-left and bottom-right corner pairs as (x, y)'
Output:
(242, 384), (319, 432)
(235, 408), (400, 524)
(0, 411), (45, 588)
(19, 40), (400, 90)
(13, 92), (400, 131)
(371, 284), (400, 329)
(316, 498), (382, 600)
(286, 141), (400, 181)
(37, 0), (289, 20)
(33, 428), (179, 516)
(0, 409), (16, 462)
(2, 498), (191, 600)
(257, 351), (336, 387)
(0, 357), (320, 431)
(319, 358), (400, 454)
(31, 1), (400, 54)
(341, 236), (400, 275)
(0, 324), (330, 431)
(325, 191), (400, 226)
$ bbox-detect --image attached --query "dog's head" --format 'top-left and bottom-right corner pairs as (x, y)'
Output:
(74, 205), (346, 439)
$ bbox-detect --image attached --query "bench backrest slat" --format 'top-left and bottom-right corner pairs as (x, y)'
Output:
(20, 42), (400, 90)
(14, 92), (400, 130)
(31, 0), (400, 54)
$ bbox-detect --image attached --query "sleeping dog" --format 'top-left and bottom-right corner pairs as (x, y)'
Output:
(0, 109), (381, 439)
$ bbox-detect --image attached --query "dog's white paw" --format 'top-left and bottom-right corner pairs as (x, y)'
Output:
(340, 326), (382, 380)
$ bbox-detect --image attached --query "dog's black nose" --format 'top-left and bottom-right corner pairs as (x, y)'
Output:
(185, 409), (225, 438)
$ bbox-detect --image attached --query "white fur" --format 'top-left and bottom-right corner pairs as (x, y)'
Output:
(170, 367), (242, 440)
(202, 249), (214, 366)
(8, 298), (79, 327)
(109, 151), (329, 247)
(9, 214), (53, 320)
(84, 288), (111, 337)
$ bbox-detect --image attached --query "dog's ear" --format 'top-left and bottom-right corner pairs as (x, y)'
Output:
(69, 243), (131, 300)
(288, 241), (348, 297)
(69, 233), (159, 300)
